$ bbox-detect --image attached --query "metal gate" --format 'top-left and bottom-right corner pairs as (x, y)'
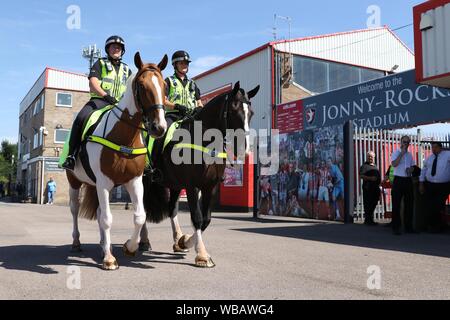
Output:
(353, 127), (450, 221)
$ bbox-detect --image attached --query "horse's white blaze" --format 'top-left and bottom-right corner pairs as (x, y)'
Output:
(151, 75), (163, 105)
(243, 103), (250, 153)
(151, 75), (167, 130)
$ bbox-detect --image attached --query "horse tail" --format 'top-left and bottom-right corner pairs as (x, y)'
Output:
(142, 174), (170, 223)
(79, 184), (99, 221)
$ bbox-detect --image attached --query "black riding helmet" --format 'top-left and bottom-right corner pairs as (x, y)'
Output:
(172, 50), (192, 65)
(105, 35), (126, 58)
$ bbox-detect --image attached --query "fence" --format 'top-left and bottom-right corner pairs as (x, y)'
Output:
(353, 127), (450, 221)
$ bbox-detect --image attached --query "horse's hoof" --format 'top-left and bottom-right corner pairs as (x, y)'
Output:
(195, 256), (216, 268)
(71, 244), (82, 253)
(173, 243), (189, 253)
(102, 259), (119, 271)
(123, 242), (137, 257)
(139, 241), (152, 252)
(178, 235), (189, 250)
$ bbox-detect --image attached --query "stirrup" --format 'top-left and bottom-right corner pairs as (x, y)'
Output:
(150, 168), (163, 183)
(62, 155), (76, 170)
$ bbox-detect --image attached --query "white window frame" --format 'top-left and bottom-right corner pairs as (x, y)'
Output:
(54, 129), (70, 144)
(39, 94), (45, 111)
(33, 101), (38, 116)
(39, 130), (43, 146)
(56, 92), (73, 108)
(33, 132), (39, 149)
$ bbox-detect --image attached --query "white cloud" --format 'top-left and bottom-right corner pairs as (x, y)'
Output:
(188, 55), (230, 77)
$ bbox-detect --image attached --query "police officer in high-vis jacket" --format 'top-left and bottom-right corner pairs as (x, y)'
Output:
(164, 50), (203, 126)
(62, 35), (132, 170)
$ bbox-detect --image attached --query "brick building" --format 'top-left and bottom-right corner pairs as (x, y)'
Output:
(17, 67), (133, 205)
(17, 68), (90, 204)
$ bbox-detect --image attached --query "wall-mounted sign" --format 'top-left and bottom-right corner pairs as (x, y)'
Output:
(301, 70), (450, 130)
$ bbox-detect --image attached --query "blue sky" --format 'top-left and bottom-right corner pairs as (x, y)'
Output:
(0, 0), (442, 143)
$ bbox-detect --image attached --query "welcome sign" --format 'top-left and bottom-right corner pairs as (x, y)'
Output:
(302, 69), (450, 129)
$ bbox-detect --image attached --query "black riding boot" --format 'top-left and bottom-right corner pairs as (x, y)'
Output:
(62, 123), (83, 170)
(62, 100), (102, 170)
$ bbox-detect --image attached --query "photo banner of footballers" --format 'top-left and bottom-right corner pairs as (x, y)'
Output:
(259, 125), (345, 222)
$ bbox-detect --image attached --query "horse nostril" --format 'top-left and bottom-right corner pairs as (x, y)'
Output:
(151, 122), (158, 133)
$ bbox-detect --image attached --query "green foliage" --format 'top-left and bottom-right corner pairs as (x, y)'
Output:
(0, 140), (18, 183)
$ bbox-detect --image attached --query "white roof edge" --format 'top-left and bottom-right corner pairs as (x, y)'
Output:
(19, 68), (89, 117)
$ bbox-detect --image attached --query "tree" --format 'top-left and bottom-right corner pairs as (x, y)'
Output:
(0, 140), (18, 187)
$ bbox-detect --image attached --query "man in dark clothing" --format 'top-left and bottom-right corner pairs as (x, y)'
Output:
(360, 151), (381, 226)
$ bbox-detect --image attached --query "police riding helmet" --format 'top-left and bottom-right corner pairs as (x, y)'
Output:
(171, 50), (192, 65)
(105, 35), (126, 58)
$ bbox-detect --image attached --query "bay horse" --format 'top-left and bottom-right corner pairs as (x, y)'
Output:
(142, 81), (259, 268)
(67, 52), (168, 270)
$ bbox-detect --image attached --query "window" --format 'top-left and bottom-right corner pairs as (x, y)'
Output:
(54, 129), (70, 144)
(294, 56), (328, 93)
(33, 132), (39, 149)
(39, 130), (43, 147)
(329, 63), (360, 91)
(56, 92), (72, 107)
(293, 55), (386, 93)
(361, 68), (384, 82)
(32, 95), (45, 116)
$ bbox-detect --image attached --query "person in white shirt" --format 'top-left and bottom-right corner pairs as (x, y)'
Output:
(390, 135), (416, 235)
(419, 142), (450, 233)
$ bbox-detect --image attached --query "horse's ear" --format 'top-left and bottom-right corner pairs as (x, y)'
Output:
(158, 54), (168, 71)
(247, 85), (260, 99)
(232, 81), (240, 97)
(134, 52), (144, 70)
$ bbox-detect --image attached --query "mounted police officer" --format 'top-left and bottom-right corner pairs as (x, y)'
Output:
(164, 50), (203, 126)
(62, 35), (132, 170)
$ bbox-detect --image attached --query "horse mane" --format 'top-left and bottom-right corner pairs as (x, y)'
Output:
(204, 90), (230, 109)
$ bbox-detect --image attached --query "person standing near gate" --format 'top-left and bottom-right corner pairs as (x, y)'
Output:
(391, 135), (416, 235)
(419, 142), (450, 233)
(46, 177), (56, 205)
(359, 151), (381, 226)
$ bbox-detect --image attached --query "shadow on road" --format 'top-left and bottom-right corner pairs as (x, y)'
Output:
(0, 244), (192, 274)
(232, 223), (450, 258)
(214, 215), (326, 224)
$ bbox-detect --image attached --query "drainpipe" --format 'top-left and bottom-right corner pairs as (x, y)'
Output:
(41, 157), (45, 205)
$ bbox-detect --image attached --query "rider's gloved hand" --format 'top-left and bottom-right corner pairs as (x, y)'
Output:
(191, 106), (203, 117)
(104, 94), (118, 105)
(175, 104), (188, 117)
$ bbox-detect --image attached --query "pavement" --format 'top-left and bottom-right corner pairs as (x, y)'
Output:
(0, 201), (449, 300)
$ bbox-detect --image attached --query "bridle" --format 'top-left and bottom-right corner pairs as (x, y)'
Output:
(132, 67), (165, 121)
(103, 67), (165, 136)
(219, 91), (252, 165)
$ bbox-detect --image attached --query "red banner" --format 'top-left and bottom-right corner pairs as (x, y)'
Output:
(276, 100), (304, 134)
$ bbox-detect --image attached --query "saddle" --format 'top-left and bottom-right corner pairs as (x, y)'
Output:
(58, 105), (115, 167)
(145, 115), (228, 178)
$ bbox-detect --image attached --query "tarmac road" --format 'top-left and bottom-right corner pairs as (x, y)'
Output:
(0, 201), (449, 300)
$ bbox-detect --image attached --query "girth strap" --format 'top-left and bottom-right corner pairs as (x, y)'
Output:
(87, 135), (147, 155)
(173, 143), (227, 159)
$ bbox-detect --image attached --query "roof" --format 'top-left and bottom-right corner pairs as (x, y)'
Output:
(20, 67), (89, 116)
(194, 26), (415, 80)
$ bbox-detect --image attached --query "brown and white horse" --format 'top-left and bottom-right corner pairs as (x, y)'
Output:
(67, 52), (168, 270)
